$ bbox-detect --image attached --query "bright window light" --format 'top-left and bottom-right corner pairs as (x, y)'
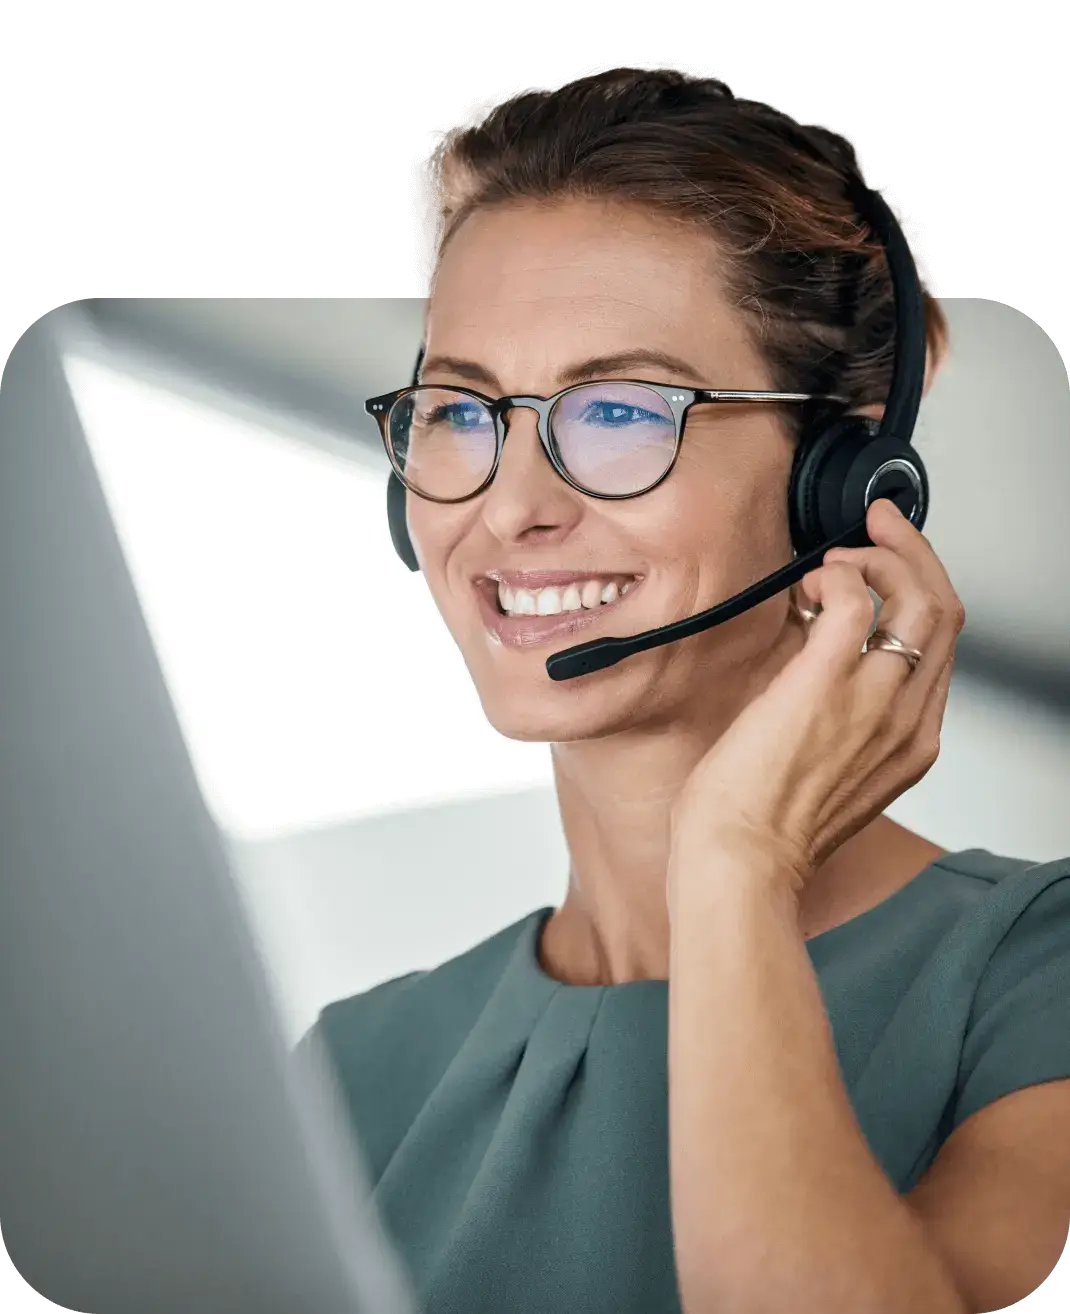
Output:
(64, 351), (553, 842)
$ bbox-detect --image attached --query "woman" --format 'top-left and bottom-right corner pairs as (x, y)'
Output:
(305, 69), (1070, 1313)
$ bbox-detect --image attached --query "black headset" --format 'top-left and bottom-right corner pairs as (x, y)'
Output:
(385, 179), (929, 681)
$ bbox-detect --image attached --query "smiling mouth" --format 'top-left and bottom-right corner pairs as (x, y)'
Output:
(492, 575), (638, 618)
(472, 573), (643, 649)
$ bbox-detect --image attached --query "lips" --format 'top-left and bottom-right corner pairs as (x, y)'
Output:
(472, 574), (643, 650)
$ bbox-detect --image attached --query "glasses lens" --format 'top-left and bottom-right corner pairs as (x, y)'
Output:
(388, 388), (496, 499)
(550, 384), (677, 494)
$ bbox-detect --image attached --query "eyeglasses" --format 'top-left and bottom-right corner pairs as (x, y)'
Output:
(364, 379), (846, 503)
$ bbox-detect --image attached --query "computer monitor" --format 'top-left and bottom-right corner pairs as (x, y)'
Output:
(0, 307), (416, 1314)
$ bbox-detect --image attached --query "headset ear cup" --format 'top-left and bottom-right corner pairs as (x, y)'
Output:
(839, 434), (929, 534)
(789, 417), (877, 555)
(386, 472), (420, 572)
(789, 415), (928, 554)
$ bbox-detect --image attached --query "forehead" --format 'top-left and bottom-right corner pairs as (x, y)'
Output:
(425, 198), (760, 389)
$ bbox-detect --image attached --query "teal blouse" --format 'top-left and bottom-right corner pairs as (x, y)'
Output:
(302, 848), (1070, 1313)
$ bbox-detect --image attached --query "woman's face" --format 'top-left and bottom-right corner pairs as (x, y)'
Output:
(410, 197), (801, 742)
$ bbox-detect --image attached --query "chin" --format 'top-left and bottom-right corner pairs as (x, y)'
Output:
(479, 697), (626, 744)
(468, 651), (658, 743)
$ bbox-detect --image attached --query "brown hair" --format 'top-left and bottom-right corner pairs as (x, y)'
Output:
(425, 68), (947, 430)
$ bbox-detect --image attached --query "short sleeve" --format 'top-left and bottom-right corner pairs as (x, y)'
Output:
(953, 867), (1070, 1130)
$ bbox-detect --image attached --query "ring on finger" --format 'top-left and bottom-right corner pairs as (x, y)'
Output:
(789, 591), (822, 626)
(863, 626), (924, 673)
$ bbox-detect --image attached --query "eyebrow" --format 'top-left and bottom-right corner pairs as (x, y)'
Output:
(418, 348), (709, 391)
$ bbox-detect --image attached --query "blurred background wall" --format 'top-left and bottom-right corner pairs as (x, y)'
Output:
(62, 298), (1070, 1044)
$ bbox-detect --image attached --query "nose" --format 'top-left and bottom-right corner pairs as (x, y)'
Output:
(477, 403), (584, 548)
(496, 402), (557, 486)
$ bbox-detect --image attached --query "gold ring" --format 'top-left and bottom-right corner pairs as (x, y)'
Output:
(864, 627), (924, 672)
(789, 592), (822, 626)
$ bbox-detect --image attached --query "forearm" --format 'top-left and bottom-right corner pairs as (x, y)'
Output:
(666, 844), (967, 1314)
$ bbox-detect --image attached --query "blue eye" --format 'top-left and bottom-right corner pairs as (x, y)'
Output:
(425, 401), (489, 430)
(579, 400), (672, 428)
(412, 399), (491, 436)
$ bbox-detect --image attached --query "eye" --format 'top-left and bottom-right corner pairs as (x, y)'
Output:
(579, 400), (672, 427)
(420, 400), (489, 429)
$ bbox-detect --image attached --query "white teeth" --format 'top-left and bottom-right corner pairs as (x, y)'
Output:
(494, 577), (636, 617)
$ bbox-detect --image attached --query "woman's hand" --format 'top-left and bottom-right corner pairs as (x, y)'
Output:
(668, 496), (966, 895)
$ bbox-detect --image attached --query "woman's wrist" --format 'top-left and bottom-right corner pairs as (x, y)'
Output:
(666, 822), (807, 928)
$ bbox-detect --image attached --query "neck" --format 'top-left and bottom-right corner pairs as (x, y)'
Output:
(540, 610), (948, 987)
(546, 727), (699, 984)
(544, 608), (799, 985)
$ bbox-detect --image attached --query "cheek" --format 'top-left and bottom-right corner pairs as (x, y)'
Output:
(669, 423), (795, 554)
(407, 498), (464, 567)
(404, 503), (469, 611)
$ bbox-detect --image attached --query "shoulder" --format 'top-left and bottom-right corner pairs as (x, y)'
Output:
(315, 906), (541, 1052)
(297, 909), (541, 1103)
(963, 849), (1070, 965)
(918, 847), (1070, 951)
(823, 848), (1070, 992)
(907, 853), (1070, 1305)
(946, 847), (1070, 1013)
(926, 845), (1069, 899)
(295, 907), (545, 1179)
(937, 849), (1070, 1129)
(924, 847), (1070, 1021)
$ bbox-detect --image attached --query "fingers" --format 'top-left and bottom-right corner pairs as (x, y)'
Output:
(859, 498), (967, 641)
(808, 499), (965, 699)
(898, 629), (958, 743)
(889, 649), (957, 790)
(770, 500), (962, 828)
(793, 499), (967, 709)
(795, 557), (880, 680)
(812, 542), (942, 700)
